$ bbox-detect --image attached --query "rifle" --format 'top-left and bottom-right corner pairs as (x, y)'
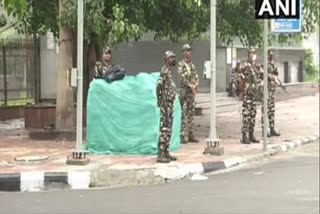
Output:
(274, 75), (288, 94)
(270, 65), (288, 94)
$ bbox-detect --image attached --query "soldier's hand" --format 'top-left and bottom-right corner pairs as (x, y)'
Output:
(191, 87), (196, 96)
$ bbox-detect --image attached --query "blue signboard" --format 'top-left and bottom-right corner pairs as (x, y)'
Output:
(273, 18), (301, 33)
(273, 0), (302, 33)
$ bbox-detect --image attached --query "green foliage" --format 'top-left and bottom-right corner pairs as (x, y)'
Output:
(3, 0), (59, 37)
(305, 49), (319, 82)
(217, 0), (262, 47)
(216, 0), (320, 47)
(3, 0), (320, 48)
(60, 0), (209, 47)
(18, 0), (59, 37)
(0, 14), (7, 27)
(3, 0), (27, 19)
(302, 0), (320, 39)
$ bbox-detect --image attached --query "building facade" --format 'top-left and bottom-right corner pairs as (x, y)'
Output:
(39, 36), (310, 100)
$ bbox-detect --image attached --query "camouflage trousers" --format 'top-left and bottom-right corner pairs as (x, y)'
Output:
(231, 79), (236, 93)
(261, 88), (276, 129)
(231, 78), (242, 97)
(241, 92), (257, 135)
(180, 90), (196, 140)
(158, 97), (175, 153)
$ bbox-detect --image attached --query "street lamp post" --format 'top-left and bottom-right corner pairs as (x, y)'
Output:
(203, 0), (224, 156)
(76, 0), (84, 153)
(66, 0), (89, 165)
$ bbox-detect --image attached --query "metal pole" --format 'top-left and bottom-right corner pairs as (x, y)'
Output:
(263, 19), (268, 151)
(76, 0), (83, 151)
(2, 44), (7, 107)
(209, 0), (218, 142)
(204, 0), (223, 155)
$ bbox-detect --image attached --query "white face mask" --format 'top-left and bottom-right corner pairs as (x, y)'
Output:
(252, 54), (257, 61)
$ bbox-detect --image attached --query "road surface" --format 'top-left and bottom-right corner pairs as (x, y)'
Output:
(1, 143), (319, 214)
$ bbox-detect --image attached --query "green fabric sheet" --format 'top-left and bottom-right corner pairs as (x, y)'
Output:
(86, 72), (182, 155)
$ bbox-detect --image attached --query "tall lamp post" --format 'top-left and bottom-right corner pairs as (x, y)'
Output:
(67, 0), (89, 165)
(204, 0), (224, 156)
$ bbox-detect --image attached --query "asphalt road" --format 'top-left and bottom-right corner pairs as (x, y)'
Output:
(1, 143), (319, 214)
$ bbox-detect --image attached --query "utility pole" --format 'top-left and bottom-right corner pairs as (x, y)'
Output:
(67, 0), (89, 165)
(263, 19), (268, 152)
(76, 0), (84, 152)
(204, 0), (223, 156)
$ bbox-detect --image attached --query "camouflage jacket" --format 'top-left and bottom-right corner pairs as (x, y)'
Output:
(157, 65), (176, 105)
(94, 61), (113, 78)
(267, 62), (279, 89)
(231, 67), (241, 83)
(241, 61), (261, 95)
(257, 62), (279, 90)
(177, 59), (199, 92)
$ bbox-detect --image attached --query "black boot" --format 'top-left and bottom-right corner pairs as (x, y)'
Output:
(165, 152), (177, 161)
(241, 133), (251, 144)
(270, 127), (281, 137)
(249, 132), (260, 143)
(157, 150), (170, 163)
(188, 133), (199, 143)
(181, 135), (188, 144)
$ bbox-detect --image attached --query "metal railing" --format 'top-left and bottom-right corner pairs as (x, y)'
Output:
(0, 38), (39, 107)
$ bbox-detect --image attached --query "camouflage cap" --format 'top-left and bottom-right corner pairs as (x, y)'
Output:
(248, 47), (256, 53)
(268, 49), (275, 56)
(102, 46), (112, 53)
(182, 44), (192, 51)
(164, 50), (176, 59)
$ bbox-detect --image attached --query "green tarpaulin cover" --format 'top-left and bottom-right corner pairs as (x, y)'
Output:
(86, 72), (182, 155)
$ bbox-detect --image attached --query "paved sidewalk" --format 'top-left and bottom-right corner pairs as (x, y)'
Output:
(0, 94), (318, 174)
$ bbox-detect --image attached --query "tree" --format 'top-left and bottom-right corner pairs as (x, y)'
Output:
(216, 0), (320, 47)
(55, 0), (75, 130)
(5, 0), (319, 48)
(3, 0), (58, 35)
(3, 0), (27, 19)
(56, 0), (210, 129)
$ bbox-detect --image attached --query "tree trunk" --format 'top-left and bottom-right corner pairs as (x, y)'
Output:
(83, 40), (88, 104)
(55, 0), (75, 130)
(85, 39), (98, 103)
(87, 41), (98, 84)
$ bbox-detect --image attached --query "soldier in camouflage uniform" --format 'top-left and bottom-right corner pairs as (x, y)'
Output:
(178, 44), (199, 144)
(229, 61), (242, 97)
(240, 47), (262, 144)
(260, 50), (281, 137)
(157, 50), (178, 163)
(94, 47), (113, 78)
